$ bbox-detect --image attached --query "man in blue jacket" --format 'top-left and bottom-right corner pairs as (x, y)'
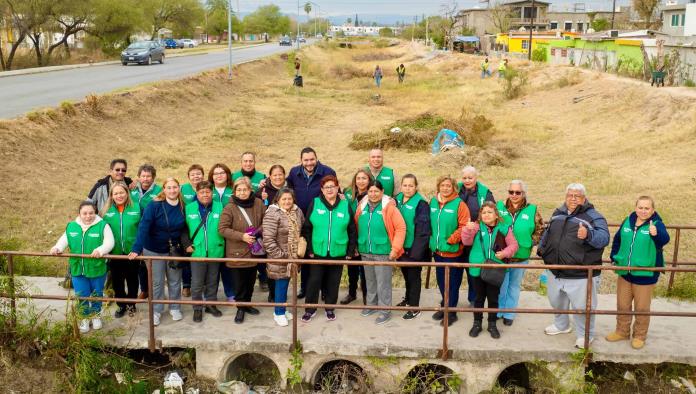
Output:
(286, 147), (336, 298)
(537, 183), (609, 349)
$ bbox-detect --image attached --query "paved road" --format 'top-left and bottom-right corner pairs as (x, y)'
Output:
(0, 43), (298, 119)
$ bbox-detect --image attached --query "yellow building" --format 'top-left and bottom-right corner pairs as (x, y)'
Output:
(496, 31), (578, 54)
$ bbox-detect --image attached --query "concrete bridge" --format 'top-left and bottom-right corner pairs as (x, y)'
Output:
(18, 276), (696, 393)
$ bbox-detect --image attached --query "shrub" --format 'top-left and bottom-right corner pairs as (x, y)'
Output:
(26, 111), (42, 122)
(45, 109), (59, 121)
(330, 63), (372, 79)
(685, 79), (696, 87)
(60, 101), (76, 116)
(85, 94), (102, 114)
(557, 70), (583, 88)
(531, 47), (547, 62)
(500, 67), (528, 100)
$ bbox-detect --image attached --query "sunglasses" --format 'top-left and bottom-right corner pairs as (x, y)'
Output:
(508, 190), (523, 196)
(114, 168), (127, 173)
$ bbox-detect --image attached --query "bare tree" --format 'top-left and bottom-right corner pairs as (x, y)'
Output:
(632, 0), (660, 29)
(440, 0), (458, 51)
(489, 1), (514, 33)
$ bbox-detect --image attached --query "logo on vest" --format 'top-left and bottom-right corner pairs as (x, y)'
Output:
(380, 176), (391, 180)
(87, 233), (100, 238)
(336, 212), (345, 218)
(521, 213), (530, 220)
(213, 214), (220, 219)
(105, 213), (115, 217)
(640, 229), (650, 235)
(127, 211), (139, 216)
(316, 209), (326, 215)
(623, 228), (632, 233)
(188, 214), (199, 219)
(444, 209), (455, 214)
(404, 205), (414, 210)
(68, 232), (79, 237)
(431, 208), (437, 212)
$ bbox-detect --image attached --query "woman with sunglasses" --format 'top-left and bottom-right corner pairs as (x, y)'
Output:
(495, 180), (544, 326)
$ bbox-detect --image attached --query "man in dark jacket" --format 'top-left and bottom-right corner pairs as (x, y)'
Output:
(537, 183), (609, 348)
(87, 159), (134, 215)
(286, 147), (337, 297)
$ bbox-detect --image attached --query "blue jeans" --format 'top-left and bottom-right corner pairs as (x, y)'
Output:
(375, 76), (382, 87)
(481, 70), (491, 78)
(434, 254), (464, 308)
(497, 260), (528, 320)
(220, 264), (236, 299)
(274, 278), (290, 315)
(72, 273), (107, 317)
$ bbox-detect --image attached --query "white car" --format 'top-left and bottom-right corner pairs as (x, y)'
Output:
(181, 39), (198, 48)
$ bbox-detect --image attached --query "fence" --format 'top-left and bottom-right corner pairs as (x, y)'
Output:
(3, 250), (696, 366)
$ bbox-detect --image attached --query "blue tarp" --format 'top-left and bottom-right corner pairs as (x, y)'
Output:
(431, 129), (465, 155)
(453, 35), (480, 43)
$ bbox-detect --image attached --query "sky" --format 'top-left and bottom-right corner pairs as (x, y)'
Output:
(233, 0), (633, 17)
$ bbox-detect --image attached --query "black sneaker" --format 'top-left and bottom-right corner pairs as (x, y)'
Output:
(396, 298), (408, 307)
(440, 313), (458, 327)
(205, 306), (223, 317)
(297, 290), (306, 299)
(402, 311), (420, 320)
(193, 310), (203, 323)
(260, 281), (269, 292)
(469, 321), (483, 337)
(244, 306), (260, 315)
(301, 311), (316, 323)
(503, 318), (513, 326)
(432, 310), (445, 321)
(326, 311), (336, 321)
(488, 322), (501, 339)
(114, 307), (126, 319)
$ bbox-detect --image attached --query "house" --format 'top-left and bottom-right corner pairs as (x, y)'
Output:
(330, 25), (384, 37)
(496, 30), (578, 54)
(456, 8), (495, 36)
(503, 0), (551, 31)
(546, 10), (621, 33)
(661, 3), (696, 37)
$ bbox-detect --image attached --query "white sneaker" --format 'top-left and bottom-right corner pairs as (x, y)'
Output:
(274, 314), (289, 327)
(91, 317), (103, 330)
(575, 337), (595, 348)
(79, 319), (90, 333)
(545, 324), (572, 335)
(153, 312), (161, 326)
(170, 310), (183, 321)
(285, 311), (293, 320)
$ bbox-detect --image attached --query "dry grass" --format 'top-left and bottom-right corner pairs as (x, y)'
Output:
(1, 41), (695, 290)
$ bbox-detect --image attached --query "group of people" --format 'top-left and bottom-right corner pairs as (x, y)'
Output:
(372, 64), (407, 88)
(50, 147), (669, 350)
(481, 57), (508, 79)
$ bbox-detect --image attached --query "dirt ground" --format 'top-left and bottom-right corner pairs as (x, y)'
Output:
(1, 40), (695, 292)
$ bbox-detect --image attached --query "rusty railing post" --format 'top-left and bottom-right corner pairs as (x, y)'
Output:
(147, 258), (156, 353)
(425, 266), (431, 289)
(583, 267), (594, 364)
(291, 261), (299, 352)
(667, 228), (681, 293)
(441, 265), (450, 361)
(8, 254), (17, 330)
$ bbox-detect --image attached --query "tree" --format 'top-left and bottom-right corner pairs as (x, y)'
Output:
(243, 5), (290, 36)
(2, 0), (53, 69)
(489, 1), (514, 33)
(303, 2), (311, 20)
(206, 0), (241, 43)
(591, 18), (610, 31)
(439, 0), (458, 50)
(40, 0), (95, 65)
(141, 0), (204, 40)
(632, 0), (660, 29)
(379, 27), (394, 37)
(346, 17), (352, 25)
(89, 0), (144, 55)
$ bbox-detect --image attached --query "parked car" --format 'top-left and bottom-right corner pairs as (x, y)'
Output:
(279, 36), (292, 46)
(298, 36), (307, 43)
(181, 39), (198, 48)
(163, 38), (179, 49)
(121, 41), (164, 65)
(174, 39), (185, 49)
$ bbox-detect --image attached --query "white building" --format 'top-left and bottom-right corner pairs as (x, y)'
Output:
(661, 2), (696, 37)
(330, 25), (392, 36)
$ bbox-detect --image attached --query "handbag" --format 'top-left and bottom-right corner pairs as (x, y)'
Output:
(238, 205), (265, 256)
(161, 202), (184, 269)
(478, 231), (507, 287)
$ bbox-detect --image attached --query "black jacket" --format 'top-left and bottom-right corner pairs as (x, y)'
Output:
(401, 199), (431, 262)
(459, 186), (495, 221)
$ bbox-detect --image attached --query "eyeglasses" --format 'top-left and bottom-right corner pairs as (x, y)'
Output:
(322, 185), (337, 190)
(566, 194), (584, 200)
(213, 171), (227, 176)
(114, 168), (127, 173)
(508, 190), (523, 196)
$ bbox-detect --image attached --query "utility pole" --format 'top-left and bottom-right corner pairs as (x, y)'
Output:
(228, 0), (233, 79)
(611, 0), (616, 29)
(527, 0), (535, 60)
(425, 16), (429, 45)
(412, 16), (416, 42)
(297, 0), (301, 49)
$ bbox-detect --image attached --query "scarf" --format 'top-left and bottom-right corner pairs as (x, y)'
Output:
(241, 169), (256, 178)
(284, 207), (300, 260)
(233, 194), (256, 209)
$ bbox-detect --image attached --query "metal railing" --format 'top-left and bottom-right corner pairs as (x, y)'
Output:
(421, 223), (696, 292)
(3, 250), (696, 365)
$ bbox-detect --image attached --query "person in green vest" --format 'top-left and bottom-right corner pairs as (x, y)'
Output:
(497, 58), (508, 78)
(395, 174), (431, 320)
(301, 175), (357, 323)
(496, 180), (544, 326)
(232, 152), (269, 293)
(355, 180), (406, 325)
(51, 200), (115, 334)
(181, 164), (206, 204)
(208, 163), (233, 206)
(232, 152), (266, 192)
(458, 165), (495, 306)
(606, 196), (670, 350)
(461, 201), (518, 339)
(430, 175), (470, 327)
(181, 180), (225, 323)
(366, 148), (398, 197)
(130, 164), (163, 210)
(102, 182), (141, 319)
(481, 57), (492, 78)
(340, 168), (372, 305)
(396, 63), (406, 83)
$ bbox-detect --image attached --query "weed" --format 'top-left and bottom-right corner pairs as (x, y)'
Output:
(400, 363), (461, 394)
(60, 101), (76, 116)
(366, 355), (399, 368)
(373, 39), (391, 48)
(685, 79), (696, 88)
(656, 273), (696, 300)
(352, 52), (402, 62)
(44, 109), (59, 121)
(315, 360), (370, 393)
(26, 111), (42, 122)
(0, 238), (59, 276)
(556, 70), (583, 88)
(531, 47), (547, 62)
(85, 94), (102, 115)
(287, 342), (304, 390)
(330, 63), (373, 79)
(500, 67), (528, 100)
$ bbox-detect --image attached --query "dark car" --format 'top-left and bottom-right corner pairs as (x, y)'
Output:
(121, 41), (165, 65)
(163, 38), (179, 49)
(279, 36), (292, 46)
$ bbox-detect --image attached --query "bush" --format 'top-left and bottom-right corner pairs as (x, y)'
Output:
(501, 67), (528, 100)
(60, 101), (76, 116)
(531, 47), (547, 62)
(85, 94), (102, 114)
(330, 63), (372, 79)
(685, 79), (696, 87)
(556, 70), (583, 88)
(26, 111), (42, 122)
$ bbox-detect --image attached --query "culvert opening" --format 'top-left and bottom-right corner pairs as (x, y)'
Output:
(400, 363), (462, 394)
(313, 359), (370, 393)
(496, 362), (557, 393)
(224, 353), (281, 388)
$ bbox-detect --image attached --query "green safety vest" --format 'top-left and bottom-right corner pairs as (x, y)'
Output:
(232, 171), (266, 192)
(65, 220), (108, 278)
(498, 62), (506, 72)
(343, 188), (359, 214)
(429, 197), (462, 254)
(396, 192), (424, 249)
(214, 186), (233, 206)
(357, 202), (391, 255)
(309, 197), (351, 257)
(366, 166), (395, 196)
(185, 201), (225, 258)
(457, 181), (490, 209)
(102, 203), (141, 255)
(613, 218), (658, 277)
(481, 61), (489, 71)
(497, 201), (536, 259)
(181, 183), (197, 204)
(468, 222), (510, 277)
(130, 184), (162, 210)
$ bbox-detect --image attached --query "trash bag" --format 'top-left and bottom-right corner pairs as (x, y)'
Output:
(294, 75), (303, 87)
(431, 129), (465, 155)
(217, 380), (250, 394)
